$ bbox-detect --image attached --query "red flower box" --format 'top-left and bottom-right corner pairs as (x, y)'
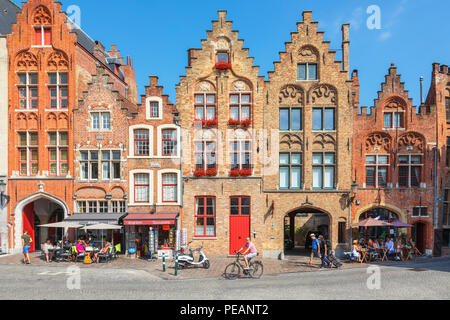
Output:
(206, 168), (217, 177)
(228, 119), (252, 129)
(194, 169), (206, 177)
(228, 119), (240, 127)
(202, 119), (218, 128)
(229, 169), (241, 177)
(215, 61), (232, 71)
(229, 168), (252, 177)
(240, 119), (252, 128)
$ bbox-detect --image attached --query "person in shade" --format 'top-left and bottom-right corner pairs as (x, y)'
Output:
(318, 235), (332, 269)
(21, 230), (32, 265)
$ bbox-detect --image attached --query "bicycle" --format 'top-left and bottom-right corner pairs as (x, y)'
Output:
(224, 251), (264, 280)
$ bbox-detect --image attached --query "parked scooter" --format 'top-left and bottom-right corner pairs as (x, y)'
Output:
(176, 243), (210, 269)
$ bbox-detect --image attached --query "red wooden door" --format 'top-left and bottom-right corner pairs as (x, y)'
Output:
(22, 203), (35, 252)
(229, 197), (251, 255)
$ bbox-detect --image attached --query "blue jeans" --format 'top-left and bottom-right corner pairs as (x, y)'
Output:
(321, 253), (331, 267)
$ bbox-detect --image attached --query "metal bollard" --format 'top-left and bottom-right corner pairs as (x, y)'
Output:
(162, 256), (166, 272)
(174, 255), (178, 276)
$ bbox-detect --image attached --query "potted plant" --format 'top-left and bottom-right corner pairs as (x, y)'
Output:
(229, 169), (241, 177)
(240, 119), (252, 128)
(240, 168), (252, 177)
(227, 119), (240, 127)
(202, 119), (218, 128)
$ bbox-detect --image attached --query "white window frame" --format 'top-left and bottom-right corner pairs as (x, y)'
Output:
(146, 97), (163, 120)
(17, 72), (38, 110)
(157, 124), (181, 158)
(47, 131), (69, 177)
(383, 110), (405, 130)
(90, 111), (112, 132)
(18, 131), (38, 176)
(129, 169), (154, 206)
(128, 125), (154, 158)
(365, 154), (390, 188)
(78, 149), (121, 182)
(157, 169), (181, 205)
(398, 153), (423, 188)
(32, 25), (52, 48)
(229, 139), (252, 171)
(47, 72), (68, 110)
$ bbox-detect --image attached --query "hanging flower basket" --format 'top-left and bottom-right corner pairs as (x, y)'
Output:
(215, 61), (232, 71)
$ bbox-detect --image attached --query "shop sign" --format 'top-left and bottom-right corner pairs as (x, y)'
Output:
(124, 220), (175, 226)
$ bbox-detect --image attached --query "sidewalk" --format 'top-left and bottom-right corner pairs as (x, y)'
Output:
(1, 252), (447, 280)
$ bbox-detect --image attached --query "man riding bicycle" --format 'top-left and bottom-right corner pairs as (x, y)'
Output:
(238, 237), (258, 269)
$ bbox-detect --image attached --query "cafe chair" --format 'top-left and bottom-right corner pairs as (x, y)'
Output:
(59, 245), (73, 262)
(98, 247), (112, 263)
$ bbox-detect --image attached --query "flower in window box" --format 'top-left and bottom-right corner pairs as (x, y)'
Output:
(202, 119), (218, 128)
(206, 168), (217, 177)
(227, 119), (240, 127)
(194, 169), (206, 178)
(229, 169), (241, 177)
(240, 119), (252, 128)
(215, 61), (232, 71)
(240, 168), (252, 177)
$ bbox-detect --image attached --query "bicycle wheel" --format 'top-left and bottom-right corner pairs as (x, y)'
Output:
(224, 263), (241, 280)
(250, 261), (264, 279)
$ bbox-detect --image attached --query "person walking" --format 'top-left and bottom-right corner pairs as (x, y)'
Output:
(21, 230), (32, 265)
(308, 234), (320, 267)
(318, 235), (332, 269)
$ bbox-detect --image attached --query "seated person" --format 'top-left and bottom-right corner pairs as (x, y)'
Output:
(385, 237), (395, 257)
(42, 239), (54, 263)
(75, 240), (86, 255)
(395, 238), (404, 260)
(367, 239), (377, 261)
(406, 237), (422, 256)
(93, 240), (111, 263)
(351, 240), (361, 262)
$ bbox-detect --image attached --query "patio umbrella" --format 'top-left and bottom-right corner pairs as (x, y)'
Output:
(39, 222), (83, 247)
(352, 218), (392, 227)
(82, 224), (122, 247)
(390, 220), (413, 228)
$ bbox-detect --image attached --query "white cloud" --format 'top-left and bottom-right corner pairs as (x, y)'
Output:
(379, 31), (392, 41)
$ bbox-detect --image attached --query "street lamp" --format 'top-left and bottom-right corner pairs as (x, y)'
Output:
(0, 180), (9, 210)
(348, 181), (359, 250)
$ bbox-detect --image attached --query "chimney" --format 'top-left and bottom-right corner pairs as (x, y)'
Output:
(302, 11), (312, 23)
(342, 24), (350, 73)
(149, 75), (159, 87)
(420, 76), (424, 105)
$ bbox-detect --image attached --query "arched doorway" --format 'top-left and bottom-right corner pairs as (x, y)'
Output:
(284, 207), (330, 256)
(358, 207), (400, 240)
(412, 222), (426, 254)
(14, 193), (69, 253)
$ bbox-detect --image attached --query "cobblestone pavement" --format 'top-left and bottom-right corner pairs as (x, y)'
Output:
(1, 252), (435, 280)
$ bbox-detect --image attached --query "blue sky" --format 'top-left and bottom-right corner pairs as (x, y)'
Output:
(56, 0), (449, 107)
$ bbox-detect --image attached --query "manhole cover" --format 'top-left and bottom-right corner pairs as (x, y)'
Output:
(409, 268), (427, 272)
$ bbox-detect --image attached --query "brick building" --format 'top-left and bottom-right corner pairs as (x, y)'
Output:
(123, 75), (181, 256)
(70, 62), (136, 245)
(176, 11), (266, 256)
(5, 0), (135, 253)
(352, 64), (436, 255)
(423, 62), (450, 256)
(0, 0), (20, 253)
(263, 11), (355, 258)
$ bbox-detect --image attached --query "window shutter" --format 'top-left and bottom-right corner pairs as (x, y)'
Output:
(34, 28), (42, 45)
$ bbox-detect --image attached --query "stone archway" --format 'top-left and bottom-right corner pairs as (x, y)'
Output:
(13, 192), (69, 253)
(283, 206), (332, 256)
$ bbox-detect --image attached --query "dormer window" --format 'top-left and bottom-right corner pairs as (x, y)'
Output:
(34, 26), (51, 46)
(216, 52), (229, 63)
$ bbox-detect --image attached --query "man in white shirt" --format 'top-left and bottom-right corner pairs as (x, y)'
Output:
(385, 237), (395, 257)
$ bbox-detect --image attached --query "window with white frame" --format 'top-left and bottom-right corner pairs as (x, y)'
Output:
(398, 154), (422, 188)
(412, 207), (428, 217)
(312, 152), (335, 189)
(195, 93), (216, 121)
(79, 150), (120, 181)
(134, 173), (150, 203)
(18, 72), (38, 109)
(48, 131), (68, 176)
(384, 111), (404, 129)
(111, 201), (127, 213)
(298, 63), (317, 81)
(279, 153), (302, 190)
(150, 101), (160, 118)
(34, 26), (51, 46)
(146, 98), (162, 119)
(134, 129), (150, 156)
(365, 155), (389, 188)
(195, 141), (216, 170)
(77, 200), (125, 214)
(49, 72), (68, 109)
(230, 140), (252, 171)
(91, 112), (111, 131)
(18, 132), (38, 176)
(162, 129), (177, 156)
(162, 173), (178, 203)
(230, 93), (251, 122)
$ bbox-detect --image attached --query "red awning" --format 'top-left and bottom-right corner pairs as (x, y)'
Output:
(124, 213), (178, 226)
